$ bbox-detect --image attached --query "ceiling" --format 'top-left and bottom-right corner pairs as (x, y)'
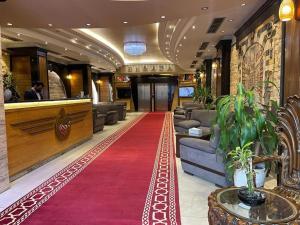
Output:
(0, 0), (267, 72)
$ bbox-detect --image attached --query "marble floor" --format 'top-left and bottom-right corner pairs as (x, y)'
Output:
(0, 112), (276, 225)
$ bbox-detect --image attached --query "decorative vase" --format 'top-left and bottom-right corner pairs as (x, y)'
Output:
(238, 188), (266, 206)
(234, 165), (266, 188)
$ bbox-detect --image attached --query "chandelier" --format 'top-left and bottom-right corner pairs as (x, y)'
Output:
(124, 41), (146, 56)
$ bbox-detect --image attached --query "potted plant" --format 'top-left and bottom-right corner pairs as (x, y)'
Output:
(3, 71), (19, 102)
(229, 142), (266, 206)
(216, 82), (279, 187)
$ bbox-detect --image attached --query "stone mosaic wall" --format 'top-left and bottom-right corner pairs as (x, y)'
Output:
(0, 27), (10, 193)
(48, 70), (67, 100)
(230, 15), (282, 103)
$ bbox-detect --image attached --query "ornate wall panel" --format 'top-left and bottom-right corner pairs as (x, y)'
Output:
(231, 15), (282, 103)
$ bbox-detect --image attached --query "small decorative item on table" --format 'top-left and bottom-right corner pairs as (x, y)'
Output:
(208, 187), (299, 225)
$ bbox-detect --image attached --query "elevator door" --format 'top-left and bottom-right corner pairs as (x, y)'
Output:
(155, 83), (168, 111)
(138, 83), (151, 112)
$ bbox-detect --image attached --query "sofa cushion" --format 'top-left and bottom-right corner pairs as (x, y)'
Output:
(179, 138), (215, 154)
(174, 110), (185, 115)
(191, 110), (216, 127)
(174, 114), (186, 120)
(209, 125), (220, 149)
(176, 120), (201, 129)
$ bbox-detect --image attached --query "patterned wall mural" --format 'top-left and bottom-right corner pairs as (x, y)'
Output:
(230, 15), (282, 103)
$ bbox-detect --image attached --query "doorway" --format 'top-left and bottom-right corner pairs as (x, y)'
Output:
(137, 83), (169, 112)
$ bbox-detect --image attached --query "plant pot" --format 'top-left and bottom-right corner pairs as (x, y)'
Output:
(234, 165), (266, 188)
(238, 188), (266, 206)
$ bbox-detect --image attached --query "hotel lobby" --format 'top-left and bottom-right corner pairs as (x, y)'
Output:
(0, 0), (300, 224)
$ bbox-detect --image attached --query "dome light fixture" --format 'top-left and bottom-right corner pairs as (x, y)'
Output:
(124, 41), (146, 56)
(279, 0), (295, 21)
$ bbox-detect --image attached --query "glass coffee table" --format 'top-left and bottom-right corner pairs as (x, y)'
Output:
(175, 129), (211, 158)
(208, 187), (299, 224)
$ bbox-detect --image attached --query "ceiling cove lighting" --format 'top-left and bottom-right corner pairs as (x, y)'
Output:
(279, 0), (295, 21)
(124, 41), (146, 56)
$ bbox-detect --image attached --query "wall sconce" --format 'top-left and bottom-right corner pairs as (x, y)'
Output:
(96, 80), (103, 85)
(66, 74), (72, 80)
(212, 62), (217, 69)
(279, 0), (295, 21)
(200, 72), (205, 79)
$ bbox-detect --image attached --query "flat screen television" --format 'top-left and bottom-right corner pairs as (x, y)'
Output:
(179, 86), (194, 98)
(117, 88), (131, 99)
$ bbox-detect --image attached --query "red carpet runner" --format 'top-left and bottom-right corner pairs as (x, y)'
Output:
(0, 113), (181, 225)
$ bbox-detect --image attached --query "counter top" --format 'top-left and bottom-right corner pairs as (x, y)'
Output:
(5, 99), (91, 110)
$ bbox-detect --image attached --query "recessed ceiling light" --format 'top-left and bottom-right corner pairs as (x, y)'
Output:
(161, 16), (166, 19)
(228, 19), (234, 22)
(7, 22), (12, 26)
(169, 25), (174, 29)
(45, 41), (48, 45)
(71, 39), (77, 44)
(183, 36), (187, 40)
(221, 30), (225, 33)
(86, 45), (90, 49)
(177, 50), (180, 53)
(48, 23), (53, 27)
(86, 23), (91, 26)
(179, 44), (182, 47)
(166, 34), (170, 38)
(201, 7), (208, 10)
(123, 21), (128, 24)
(192, 25), (196, 30)
(241, 3), (246, 6)
(17, 33), (21, 36)
(65, 48), (68, 51)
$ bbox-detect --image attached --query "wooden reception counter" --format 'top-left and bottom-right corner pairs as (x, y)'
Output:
(4, 99), (93, 177)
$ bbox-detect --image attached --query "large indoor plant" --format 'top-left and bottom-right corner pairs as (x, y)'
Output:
(216, 82), (279, 183)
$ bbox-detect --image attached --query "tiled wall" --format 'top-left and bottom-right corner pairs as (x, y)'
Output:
(0, 27), (10, 193)
(230, 15), (282, 103)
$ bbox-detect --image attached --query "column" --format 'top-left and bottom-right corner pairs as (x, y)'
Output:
(0, 26), (10, 193)
(216, 39), (232, 95)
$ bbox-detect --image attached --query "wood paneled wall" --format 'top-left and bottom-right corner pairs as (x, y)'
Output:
(11, 56), (32, 100)
(70, 70), (84, 97)
(38, 56), (49, 99)
(284, 13), (300, 100)
(99, 76), (111, 102)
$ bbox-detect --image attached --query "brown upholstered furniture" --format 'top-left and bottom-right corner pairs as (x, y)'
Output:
(93, 104), (118, 125)
(92, 108), (105, 133)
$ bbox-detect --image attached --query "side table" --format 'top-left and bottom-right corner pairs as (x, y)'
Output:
(208, 187), (299, 225)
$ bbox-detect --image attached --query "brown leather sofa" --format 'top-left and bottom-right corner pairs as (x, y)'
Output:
(92, 108), (106, 133)
(93, 104), (118, 125)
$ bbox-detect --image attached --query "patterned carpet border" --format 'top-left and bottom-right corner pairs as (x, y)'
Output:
(0, 113), (147, 225)
(142, 112), (180, 225)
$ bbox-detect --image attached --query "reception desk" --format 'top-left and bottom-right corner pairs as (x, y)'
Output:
(5, 99), (93, 177)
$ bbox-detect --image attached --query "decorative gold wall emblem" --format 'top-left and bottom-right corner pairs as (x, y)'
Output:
(55, 108), (71, 140)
